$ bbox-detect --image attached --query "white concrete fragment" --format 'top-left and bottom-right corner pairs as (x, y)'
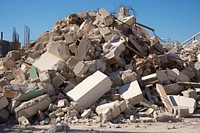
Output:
(33, 52), (62, 71)
(47, 42), (70, 61)
(73, 61), (88, 77)
(119, 80), (143, 105)
(168, 95), (196, 113)
(67, 70), (112, 108)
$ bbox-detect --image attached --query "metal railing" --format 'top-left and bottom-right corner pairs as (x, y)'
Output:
(181, 32), (200, 45)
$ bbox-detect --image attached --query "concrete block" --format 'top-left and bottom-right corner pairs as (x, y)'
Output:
(0, 78), (8, 92)
(0, 109), (9, 123)
(39, 71), (51, 82)
(96, 100), (127, 120)
(156, 84), (173, 111)
(18, 116), (30, 126)
(52, 60), (69, 72)
(66, 56), (79, 69)
(64, 32), (76, 45)
(0, 94), (9, 110)
(51, 72), (66, 87)
(168, 95), (196, 113)
(73, 61), (88, 77)
(57, 99), (69, 108)
(171, 106), (189, 117)
(47, 42), (70, 61)
(121, 71), (137, 84)
(164, 83), (183, 95)
(15, 94), (51, 118)
(75, 38), (91, 60)
(67, 70), (112, 108)
(119, 80), (143, 105)
(69, 43), (78, 54)
(33, 51), (63, 71)
(182, 89), (197, 100)
(3, 57), (16, 69)
(81, 109), (92, 118)
(100, 27), (113, 41)
(99, 8), (114, 26)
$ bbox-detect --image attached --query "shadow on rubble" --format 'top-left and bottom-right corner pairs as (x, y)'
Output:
(187, 109), (200, 119)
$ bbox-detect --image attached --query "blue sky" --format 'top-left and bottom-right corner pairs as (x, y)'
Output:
(0, 0), (199, 45)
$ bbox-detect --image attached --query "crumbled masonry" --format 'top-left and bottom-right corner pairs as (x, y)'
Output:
(0, 7), (200, 127)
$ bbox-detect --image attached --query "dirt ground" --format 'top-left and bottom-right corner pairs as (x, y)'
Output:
(1, 110), (200, 133)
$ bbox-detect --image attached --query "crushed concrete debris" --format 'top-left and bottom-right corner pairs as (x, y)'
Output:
(0, 7), (200, 128)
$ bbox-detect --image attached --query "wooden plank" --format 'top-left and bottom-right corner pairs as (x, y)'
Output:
(156, 84), (173, 111)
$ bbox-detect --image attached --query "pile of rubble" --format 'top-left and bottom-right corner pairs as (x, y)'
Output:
(0, 7), (200, 129)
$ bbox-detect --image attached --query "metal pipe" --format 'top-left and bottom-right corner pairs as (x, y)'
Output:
(181, 32), (200, 45)
(0, 32), (3, 40)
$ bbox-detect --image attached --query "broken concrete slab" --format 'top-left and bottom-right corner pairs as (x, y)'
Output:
(67, 70), (112, 108)
(47, 42), (70, 61)
(15, 94), (51, 118)
(168, 95), (196, 113)
(33, 51), (63, 71)
(119, 80), (143, 105)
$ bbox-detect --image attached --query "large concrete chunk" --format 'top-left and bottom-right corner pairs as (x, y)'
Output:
(0, 94), (9, 110)
(168, 95), (196, 113)
(33, 51), (62, 71)
(15, 94), (51, 118)
(119, 80), (143, 105)
(67, 70), (112, 108)
(75, 38), (91, 60)
(47, 42), (70, 61)
(96, 100), (127, 121)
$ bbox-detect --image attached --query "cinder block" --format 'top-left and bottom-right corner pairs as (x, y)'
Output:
(39, 71), (51, 82)
(0, 94), (9, 110)
(119, 80), (143, 105)
(15, 94), (51, 118)
(51, 72), (66, 87)
(168, 95), (196, 113)
(67, 70), (112, 108)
